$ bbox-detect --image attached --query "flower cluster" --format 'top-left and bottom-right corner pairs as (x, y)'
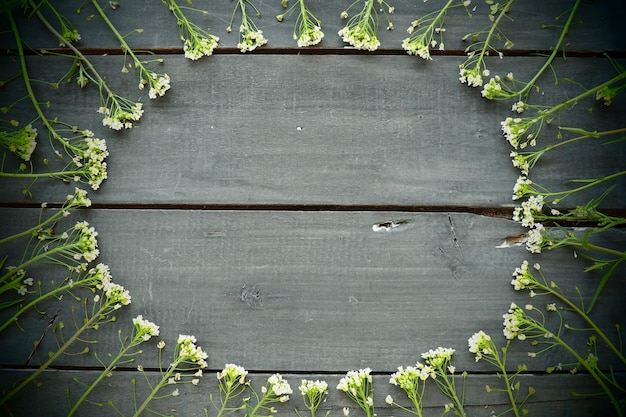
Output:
(132, 315), (161, 341)
(7, 268), (32, 296)
(210, 363), (249, 417)
(71, 220), (100, 263)
(67, 131), (109, 190)
(337, 368), (374, 417)
(229, 0), (268, 53)
(139, 71), (171, 99)
(386, 363), (434, 416)
(176, 334), (209, 368)
(402, 0), (470, 60)
(244, 373), (293, 417)
(31, 220), (99, 271)
(421, 347), (455, 371)
(480, 72), (527, 101)
(93, 263), (131, 309)
(390, 364), (432, 388)
(500, 116), (542, 149)
(298, 379), (328, 417)
(98, 93), (144, 130)
(0, 122), (37, 161)
(218, 363), (249, 386)
(266, 373), (293, 402)
(458, 63), (484, 87)
(512, 195), (544, 228)
(184, 35), (220, 60)
(277, 0), (324, 47)
(237, 27), (268, 53)
(338, 0), (394, 51)
(164, 0), (220, 60)
(467, 330), (494, 362)
(502, 302), (530, 340)
(459, 0), (515, 89)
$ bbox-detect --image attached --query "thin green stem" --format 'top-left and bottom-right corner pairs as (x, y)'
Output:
(535, 280), (625, 364)
(7, 9), (59, 141)
(516, 0), (581, 98)
(0, 278), (75, 332)
(541, 71), (626, 120)
(0, 241), (81, 284)
(131, 359), (181, 417)
(31, 1), (115, 99)
(90, 0), (150, 75)
(0, 169), (84, 180)
(0, 302), (105, 406)
(537, 170), (626, 203)
(68, 335), (143, 416)
(548, 331), (622, 417)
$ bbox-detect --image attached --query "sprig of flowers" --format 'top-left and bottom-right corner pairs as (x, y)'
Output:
(28, 1), (147, 131)
(459, 0), (516, 88)
(91, 0), (171, 99)
(386, 364), (433, 417)
(277, 0), (324, 47)
(67, 315), (160, 416)
(246, 373), (293, 417)
(0, 220), (99, 298)
(511, 260), (626, 362)
(510, 126), (626, 176)
(296, 379), (329, 417)
(501, 70), (626, 149)
(0, 264), (131, 407)
(43, 0), (82, 45)
(163, 0), (220, 60)
(0, 120), (37, 161)
(208, 364), (250, 417)
(502, 302), (624, 415)
(227, 0), (268, 53)
(402, 0), (470, 60)
(336, 368), (375, 417)
(0, 126), (109, 192)
(122, 334), (208, 417)
(481, 0), (582, 100)
(420, 348), (467, 417)
(338, 0), (394, 51)
(467, 331), (534, 417)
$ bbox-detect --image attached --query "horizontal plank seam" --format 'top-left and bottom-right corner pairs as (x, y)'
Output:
(1, 202), (515, 217)
(1, 364), (623, 376)
(3, 47), (624, 58)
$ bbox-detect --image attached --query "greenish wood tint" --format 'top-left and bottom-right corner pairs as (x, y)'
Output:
(0, 0), (624, 51)
(1, 209), (624, 372)
(0, 370), (623, 417)
(0, 55), (624, 207)
(1, 1), (625, 416)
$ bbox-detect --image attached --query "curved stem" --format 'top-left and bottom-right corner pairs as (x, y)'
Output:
(68, 335), (143, 416)
(0, 302), (105, 406)
(31, 1), (116, 100)
(517, 0), (581, 98)
(549, 331), (623, 417)
(7, 9), (59, 141)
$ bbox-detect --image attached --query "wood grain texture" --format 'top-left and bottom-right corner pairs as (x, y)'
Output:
(1, 55), (624, 208)
(1, 2), (625, 415)
(1, 209), (624, 373)
(1, 0), (625, 52)
(0, 369), (623, 417)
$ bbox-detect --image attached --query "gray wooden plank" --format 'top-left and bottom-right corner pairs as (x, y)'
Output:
(1, 0), (625, 52)
(0, 369), (622, 417)
(1, 209), (624, 373)
(1, 55), (624, 208)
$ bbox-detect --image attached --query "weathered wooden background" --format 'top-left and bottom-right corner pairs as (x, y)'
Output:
(1, 1), (625, 416)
